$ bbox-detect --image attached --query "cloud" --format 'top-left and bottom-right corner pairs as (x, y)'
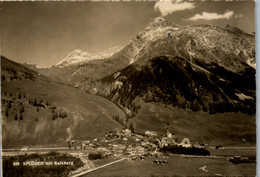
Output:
(154, 0), (195, 16)
(187, 11), (234, 21)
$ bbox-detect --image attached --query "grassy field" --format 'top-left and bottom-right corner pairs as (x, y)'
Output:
(83, 155), (256, 177)
(92, 157), (118, 167)
(130, 103), (256, 146)
(209, 147), (256, 157)
(2, 76), (125, 148)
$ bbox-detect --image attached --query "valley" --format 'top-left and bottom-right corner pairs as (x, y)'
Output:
(1, 17), (256, 177)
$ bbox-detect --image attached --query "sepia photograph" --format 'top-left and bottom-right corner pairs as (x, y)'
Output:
(1, 0), (256, 176)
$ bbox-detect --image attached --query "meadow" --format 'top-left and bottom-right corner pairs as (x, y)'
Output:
(83, 155), (256, 177)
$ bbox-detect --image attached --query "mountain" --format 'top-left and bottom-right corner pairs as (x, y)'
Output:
(1, 56), (125, 148)
(98, 55), (255, 116)
(75, 17), (255, 116)
(132, 17), (255, 72)
(1, 17), (256, 148)
(22, 17), (256, 116)
(56, 46), (123, 68)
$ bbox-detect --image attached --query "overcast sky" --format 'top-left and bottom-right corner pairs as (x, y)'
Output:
(1, 1), (255, 67)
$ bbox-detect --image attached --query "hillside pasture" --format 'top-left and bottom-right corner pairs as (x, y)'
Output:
(130, 103), (255, 146)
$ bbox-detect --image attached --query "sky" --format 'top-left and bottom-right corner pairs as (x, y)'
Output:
(1, 0), (255, 67)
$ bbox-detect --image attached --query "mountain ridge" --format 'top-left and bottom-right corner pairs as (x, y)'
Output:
(17, 17), (256, 116)
(56, 46), (123, 68)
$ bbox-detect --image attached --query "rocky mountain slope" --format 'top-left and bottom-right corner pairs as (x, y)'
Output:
(23, 17), (256, 117)
(76, 17), (255, 116)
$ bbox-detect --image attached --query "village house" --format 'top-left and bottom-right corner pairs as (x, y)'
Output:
(81, 143), (86, 149)
(83, 140), (91, 145)
(160, 139), (173, 147)
(145, 131), (157, 137)
(118, 144), (126, 150)
(135, 134), (144, 139)
(20, 146), (30, 151)
(97, 147), (108, 152)
(135, 146), (145, 154)
(167, 129), (173, 138)
(179, 138), (191, 148)
(159, 128), (177, 147)
(112, 144), (119, 149)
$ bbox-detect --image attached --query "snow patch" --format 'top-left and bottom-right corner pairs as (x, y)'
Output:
(114, 81), (123, 89)
(235, 93), (253, 100)
(114, 72), (121, 78)
(247, 58), (256, 69)
(56, 46), (122, 67)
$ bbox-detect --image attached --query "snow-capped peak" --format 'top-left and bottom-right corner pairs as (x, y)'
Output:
(56, 46), (122, 67)
(147, 17), (180, 29)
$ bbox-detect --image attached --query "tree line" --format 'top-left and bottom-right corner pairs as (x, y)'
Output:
(2, 90), (68, 121)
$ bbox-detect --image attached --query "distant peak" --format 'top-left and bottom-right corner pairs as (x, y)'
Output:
(71, 49), (83, 54)
(56, 46), (123, 67)
(66, 49), (88, 58)
(148, 17), (180, 28)
(152, 17), (167, 23)
(225, 26), (251, 36)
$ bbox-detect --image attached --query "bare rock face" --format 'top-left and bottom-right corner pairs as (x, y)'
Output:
(85, 18), (255, 116)
(27, 18), (255, 116)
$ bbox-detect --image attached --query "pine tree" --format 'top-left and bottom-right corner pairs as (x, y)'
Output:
(7, 101), (12, 108)
(33, 99), (37, 106)
(14, 114), (18, 120)
(20, 114), (23, 120)
(35, 117), (38, 122)
(54, 112), (58, 118)
(20, 105), (24, 113)
(18, 93), (21, 99)
(129, 122), (136, 133)
(5, 107), (9, 117)
(29, 98), (32, 105)
(60, 111), (64, 118)
(202, 104), (208, 112)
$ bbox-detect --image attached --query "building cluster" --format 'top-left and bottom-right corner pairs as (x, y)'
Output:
(67, 127), (206, 161)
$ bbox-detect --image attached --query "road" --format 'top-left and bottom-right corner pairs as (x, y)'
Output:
(70, 158), (127, 177)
